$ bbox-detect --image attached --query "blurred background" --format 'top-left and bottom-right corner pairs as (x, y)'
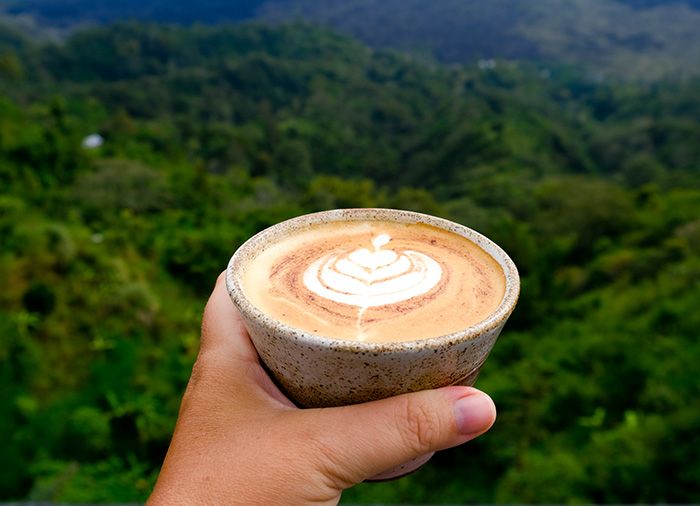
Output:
(1, 0), (699, 503)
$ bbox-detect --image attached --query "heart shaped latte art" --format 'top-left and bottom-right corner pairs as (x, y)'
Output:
(302, 234), (442, 307)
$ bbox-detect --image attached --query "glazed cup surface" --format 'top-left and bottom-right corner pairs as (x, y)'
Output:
(226, 208), (519, 408)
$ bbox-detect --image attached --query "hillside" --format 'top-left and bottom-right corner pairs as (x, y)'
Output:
(1, 22), (699, 503)
(3, 0), (700, 80)
(260, 0), (700, 80)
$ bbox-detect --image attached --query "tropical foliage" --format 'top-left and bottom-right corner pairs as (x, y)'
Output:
(1, 22), (699, 503)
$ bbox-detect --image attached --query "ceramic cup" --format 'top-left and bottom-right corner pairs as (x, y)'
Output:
(226, 208), (520, 479)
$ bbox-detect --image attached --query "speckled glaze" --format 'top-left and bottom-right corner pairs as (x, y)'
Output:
(226, 208), (520, 409)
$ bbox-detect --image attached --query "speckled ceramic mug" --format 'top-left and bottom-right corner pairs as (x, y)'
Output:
(226, 208), (519, 478)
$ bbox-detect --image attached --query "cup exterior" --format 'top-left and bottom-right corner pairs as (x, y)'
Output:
(227, 208), (519, 408)
(238, 311), (507, 407)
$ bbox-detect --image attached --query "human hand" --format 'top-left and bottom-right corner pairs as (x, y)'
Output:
(148, 273), (497, 505)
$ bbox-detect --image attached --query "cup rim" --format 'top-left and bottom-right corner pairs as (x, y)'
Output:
(226, 208), (520, 352)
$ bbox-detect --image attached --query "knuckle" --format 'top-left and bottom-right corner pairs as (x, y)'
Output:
(188, 351), (227, 392)
(183, 355), (216, 406)
(199, 316), (211, 350)
(398, 396), (443, 454)
(188, 355), (207, 390)
(307, 419), (341, 461)
(303, 417), (355, 489)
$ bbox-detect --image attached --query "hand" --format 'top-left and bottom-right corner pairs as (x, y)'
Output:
(148, 273), (497, 505)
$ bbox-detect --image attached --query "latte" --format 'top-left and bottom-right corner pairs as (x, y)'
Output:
(240, 219), (505, 343)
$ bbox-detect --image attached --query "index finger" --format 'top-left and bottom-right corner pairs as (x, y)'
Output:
(200, 271), (259, 363)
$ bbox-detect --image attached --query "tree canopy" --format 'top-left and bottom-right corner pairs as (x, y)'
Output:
(1, 21), (699, 503)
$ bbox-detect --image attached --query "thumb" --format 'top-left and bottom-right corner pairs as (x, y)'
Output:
(305, 386), (496, 486)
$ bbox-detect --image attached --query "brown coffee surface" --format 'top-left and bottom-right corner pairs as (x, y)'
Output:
(241, 220), (505, 343)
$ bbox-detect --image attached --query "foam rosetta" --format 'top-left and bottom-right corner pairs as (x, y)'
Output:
(302, 234), (442, 307)
(241, 220), (505, 343)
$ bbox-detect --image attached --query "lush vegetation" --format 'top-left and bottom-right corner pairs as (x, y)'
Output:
(261, 0), (700, 81)
(1, 21), (699, 503)
(5, 0), (700, 81)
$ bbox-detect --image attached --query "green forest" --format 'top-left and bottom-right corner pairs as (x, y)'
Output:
(7, 0), (700, 81)
(1, 21), (699, 503)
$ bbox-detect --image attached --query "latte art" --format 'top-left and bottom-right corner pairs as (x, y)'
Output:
(241, 220), (506, 343)
(303, 234), (442, 308)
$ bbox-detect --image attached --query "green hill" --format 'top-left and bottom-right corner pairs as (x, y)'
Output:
(4, 0), (700, 80)
(1, 22), (699, 503)
(260, 0), (700, 80)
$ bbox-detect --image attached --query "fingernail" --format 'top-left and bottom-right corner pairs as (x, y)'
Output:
(454, 393), (496, 435)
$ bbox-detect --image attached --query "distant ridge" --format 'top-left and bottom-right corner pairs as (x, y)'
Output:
(258, 0), (700, 80)
(1, 0), (265, 26)
(616, 0), (700, 7)
(3, 0), (700, 80)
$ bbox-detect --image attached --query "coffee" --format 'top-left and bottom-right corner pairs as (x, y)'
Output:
(241, 220), (505, 343)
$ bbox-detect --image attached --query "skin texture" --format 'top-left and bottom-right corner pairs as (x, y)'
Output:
(148, 273), (497, 505)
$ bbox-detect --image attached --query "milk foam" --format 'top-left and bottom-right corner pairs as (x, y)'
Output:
(302, 234), (442, 308)
(241, 220), (506, 343)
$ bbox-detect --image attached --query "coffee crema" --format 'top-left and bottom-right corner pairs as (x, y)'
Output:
(241, 220), (505, 343)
